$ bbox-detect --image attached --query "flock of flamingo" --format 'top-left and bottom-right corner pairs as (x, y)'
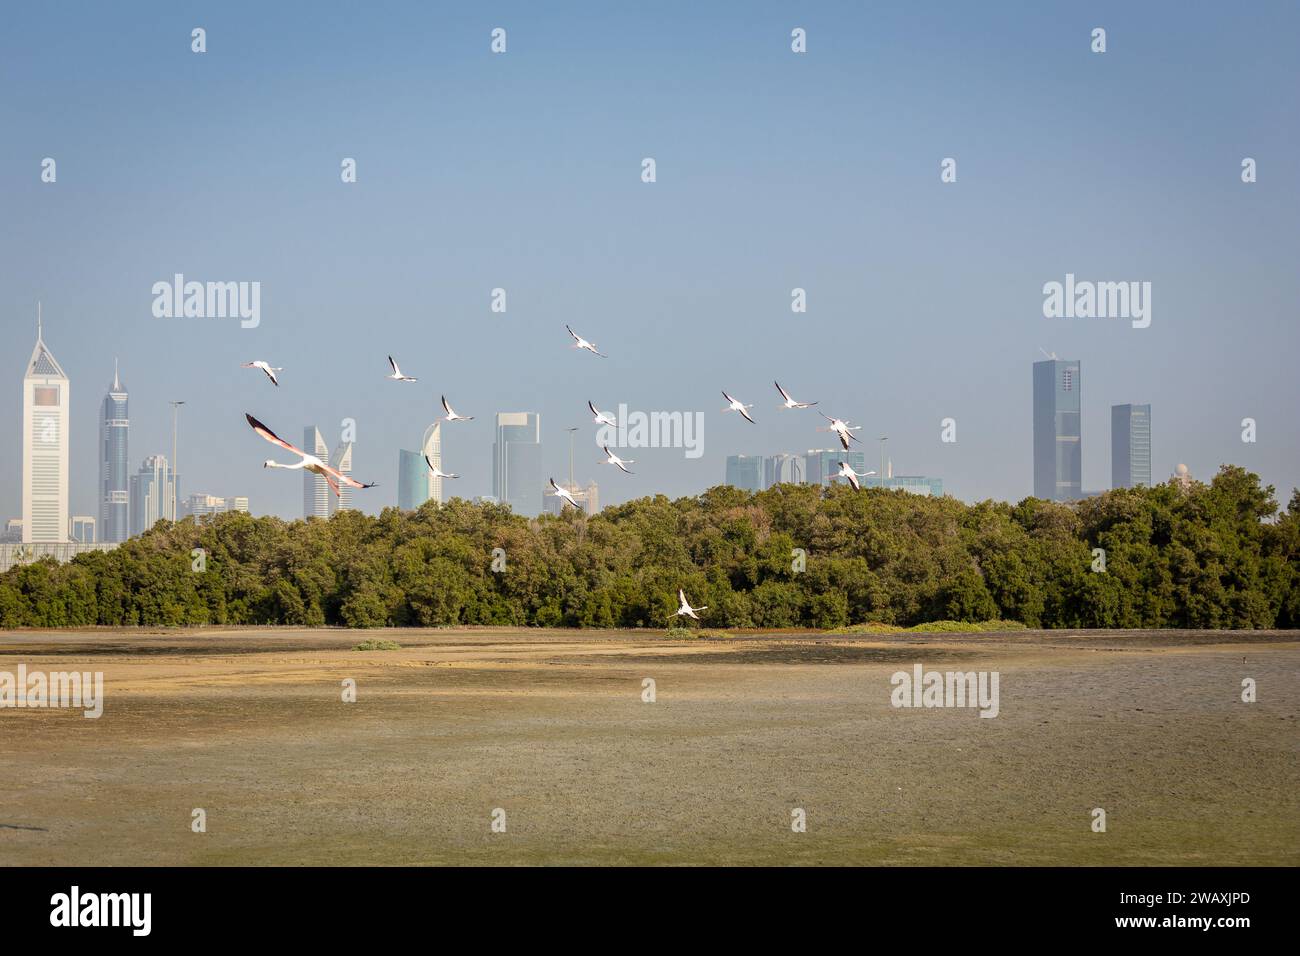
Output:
(240, 324), (875, 621)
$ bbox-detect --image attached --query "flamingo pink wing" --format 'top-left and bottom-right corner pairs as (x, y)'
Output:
(246, 414), (305, 456)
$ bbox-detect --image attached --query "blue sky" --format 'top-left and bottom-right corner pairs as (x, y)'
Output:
(3, 1), (1298, 520)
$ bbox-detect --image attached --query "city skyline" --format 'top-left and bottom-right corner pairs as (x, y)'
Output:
(2, 317), (1285, 536)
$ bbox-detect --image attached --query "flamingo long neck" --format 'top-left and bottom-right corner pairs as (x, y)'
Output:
(270, 459), (307, 470)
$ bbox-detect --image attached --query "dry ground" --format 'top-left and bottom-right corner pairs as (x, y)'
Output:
(1, 627), (1296, 866)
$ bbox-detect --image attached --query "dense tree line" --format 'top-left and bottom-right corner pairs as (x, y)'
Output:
(1, 466), (1297, 630)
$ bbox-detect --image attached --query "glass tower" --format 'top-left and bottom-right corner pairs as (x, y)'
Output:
(99, 361), (130, 542)
(493, 413), (542, 517)
(725, 455), (764, 492)
(1033, 358), (1082, 501)
(1111, 404), (1151, 488)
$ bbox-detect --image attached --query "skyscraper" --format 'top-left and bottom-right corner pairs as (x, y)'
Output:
(725, 455), (764, 491)
(765, 453), (804, 487)
(303, 426), (331, 519)
(397, 423), (443, 511)
(1033, 358), (1082, 501)
(1112, 404), (1152, 489)
(69, 515), (96, 543)
(493, 413), (542, 517)
(129, 455), (176, 537)
(21, 310), (70, 543)
(422, 422), (443, 507)
(99, 360), (130, 542)
(331, 441), (354, 513)
(181, 494), (249, 518)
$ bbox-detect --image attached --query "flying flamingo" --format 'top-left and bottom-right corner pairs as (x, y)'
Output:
(245, 414), (376, 497)
(674, 589), (707, 620)
(819, 413), (863, 451)
(386, 355), (417, 382)
(600, 445), (634, 474)
(424, 456), (458, 480)
(241, 360), (283, 387)
(722, 391), (756, 424)
(566, 325), (607, 357)
(775, 380), (817, 409)
(440, 395), (474, 422)
(549, 478), (581, 510)
(836, 462), (877, 492)
(588, 401), (617, 428)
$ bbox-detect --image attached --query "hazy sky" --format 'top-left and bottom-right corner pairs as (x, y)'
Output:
(3, 1), (1298, 521)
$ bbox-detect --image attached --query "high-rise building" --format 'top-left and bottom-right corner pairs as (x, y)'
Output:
(1033, 358), (1082, 501)
(69, 515), (96, 543)
(806, 449), (868, 487)
(765, 453), (804, 487)
(98, 360), (130, 542)
(181, 494), (249, 518)
(422, 422), (443, 506)
(129, 455), (177, 536)
(302, 426), (331, 519)
(863, 475), (945, 496)
(1111, 404), (1151, 489)
(397, 423), (443, 511)
(725, 455), (764, 492)
(331, 441), (354, 513)
(397, 449), (430, 511)
(493, 413), (542, 517)
(21, 311), (70, 542)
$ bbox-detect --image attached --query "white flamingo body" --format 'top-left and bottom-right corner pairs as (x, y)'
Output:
(775, 380), (816, 409)
(549, 478), (581, 510)
(820, 413), (863, 450)
(425, 455), (459, 480)
(241, 360), (283, 387)
(836, 462), (877, 492)
(675, 589), (707, 620)
(588, 401), (617, 428)
(566, 325), (607, 357)
(246, 414), (376, 497)
(722, 390), (756, 424)
(600, 445), (635, 474)
(386, 355), (417, 382)
(441, 395), (474, 422)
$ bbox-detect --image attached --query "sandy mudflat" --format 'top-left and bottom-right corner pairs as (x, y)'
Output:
(0, 627), (1296, 866)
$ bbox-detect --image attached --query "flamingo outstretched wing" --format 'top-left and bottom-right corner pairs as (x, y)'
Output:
(246, 414), (306, 457)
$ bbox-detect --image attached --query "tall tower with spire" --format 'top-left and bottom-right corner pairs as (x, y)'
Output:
(99, 359), (130, 541)
(302, 426), (331, 519)
(331, 440), (354, 514)
(22, 305), (71, 542)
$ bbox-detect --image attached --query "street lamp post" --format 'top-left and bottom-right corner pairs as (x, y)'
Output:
(566, 427), (578, 492)
(169, 401), (185, 521)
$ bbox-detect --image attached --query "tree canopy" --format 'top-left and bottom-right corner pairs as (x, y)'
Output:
(2, 466), (1296, 630)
